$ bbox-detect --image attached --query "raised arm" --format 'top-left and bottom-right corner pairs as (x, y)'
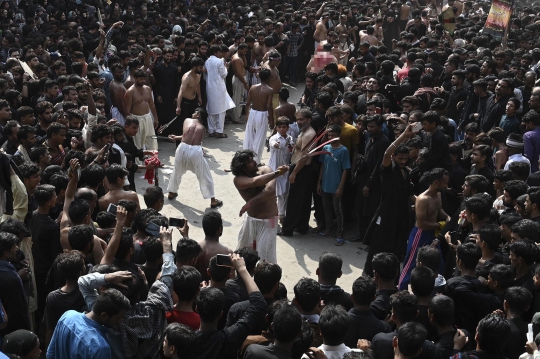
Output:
(382, 124), (412, 167)
(60, 159), (80, 230)
(233, 165), (288, 191)
(101, 205), (127, 264)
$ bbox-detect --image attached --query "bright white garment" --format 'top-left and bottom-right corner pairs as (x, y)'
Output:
(166, 143), (215, 199)
(111, 106), (126, 126)
(250, 59), (260, 86)
(243, 109), (268, 162)
(268, 133), (292, 197)
(232, 75), (247, 121)
(205, 55), (235, 115)
(237, 214), (277, 263)
(287, 123), (300, 143)
(132, 112), (158, 151)
(208, 112), (226, 134)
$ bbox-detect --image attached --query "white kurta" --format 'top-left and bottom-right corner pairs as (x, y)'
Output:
(166, 143), (215, 199)
(243, 109), (268, 162)
(237, 214), (278, 263)
(268, 133), (292, 196)
(205, 55), (235, 115)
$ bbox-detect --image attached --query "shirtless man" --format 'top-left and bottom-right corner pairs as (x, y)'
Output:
(194, 211), (233, 281)
(124, 68), (158, 151)
(274, 88), (296, 124)
(335, 15), (348, 36)
(60, 158), (106, 265)
(253, 31), (268, 66)
(170, 57), (203, 135)
(244, 68), (274, 164)
(314, 13), (330, 51)
(231, 43), (250, 122)
(263, 50), (283, 124)
(279, 109), (317, 236)
(109, 63), (129, 125)
(398, 167), (450, 290)
(98, 163), (141, 212)
(232, 149), (289, 263)
(399, 0), (410, 32)
(166, 108), (223, 208)
(360, 26), (380, 46)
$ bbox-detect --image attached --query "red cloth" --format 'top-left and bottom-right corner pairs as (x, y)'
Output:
(144, 154), (161, 184)
(166, 309), (201, 330)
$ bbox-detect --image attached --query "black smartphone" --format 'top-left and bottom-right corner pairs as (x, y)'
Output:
(169, 217), (185, 227)
(450, 231), (459, 245)
(107, 203), (117, 215)
(216, 254), (233, 267)
(146, 222), (160, 237)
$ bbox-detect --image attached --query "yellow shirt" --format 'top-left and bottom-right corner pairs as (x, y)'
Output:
(340, 122), (359, 158)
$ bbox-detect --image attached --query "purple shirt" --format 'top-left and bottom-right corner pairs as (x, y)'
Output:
(524, 127), (540, 173)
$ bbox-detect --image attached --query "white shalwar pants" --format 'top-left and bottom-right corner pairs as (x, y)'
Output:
(232, 76), (246, 121)
(132, 112), (158, 151)
(208, 112), (225, 134)
(166, 143), (215, 199)
(243, 109), (268, 162)
(237, 214), (277, 263)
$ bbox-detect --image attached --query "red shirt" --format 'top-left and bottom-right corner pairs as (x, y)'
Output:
(166, 309), (200, 330)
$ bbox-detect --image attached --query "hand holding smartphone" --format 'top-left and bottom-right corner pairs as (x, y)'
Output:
(216, 254), (233, 267)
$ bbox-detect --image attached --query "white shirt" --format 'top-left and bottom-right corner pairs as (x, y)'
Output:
(504, 153), (531, 174)
(301, 344), (359, 359)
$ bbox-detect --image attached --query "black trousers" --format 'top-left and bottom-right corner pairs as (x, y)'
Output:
(282, 165), (314, 234)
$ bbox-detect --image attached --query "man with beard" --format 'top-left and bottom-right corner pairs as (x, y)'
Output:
(34, 101), (53, 143)
(153, 48), (180, 134)
(356, 77), (379, 114)
(110, 63), (129, 126)
(398, 168), (450, 290)
(364, 126), (416, 277)
(171, 57), (204, 136)
(279, 109), (317, 236)
(124, 68), (158, 151)
(231, 149), (289, 263)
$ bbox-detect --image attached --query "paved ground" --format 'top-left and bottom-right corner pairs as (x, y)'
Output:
(133, 82), (367, 297)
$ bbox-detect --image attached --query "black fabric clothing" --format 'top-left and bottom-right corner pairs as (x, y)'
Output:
(218, 287), (241, 330)
(479, 94), (509, 133)
(152, 61), (180, 127)
(112, 258), (148, 301)
(225, 297), (274, 335)
(226, 276), (248, 302)
(415, 305), (438, 341)
(445, 86), (468, 123)
(245, 343), (292, 359)
(460, 83), (478, 128)
(504, 317), (527, 359)
(445, 275), (482, 340)
(138, 264), (161, 288)
(344, 308), (392, 347)
(435, 329), (457, 359)
(118, 134), (144, 191)
(454, 280), (504, 326)
(43, 286), (86, 331)
(0, 260), (30, 337)
(427, 62), (444, 80)
(420, 129), (452, 172)
(364, 162), (413, 275)
(281, 165), (315, 235)
(370, 288), (398, 320)
(174, 97), (199, 136)
(192, 291), (266, 359)
(371, 329), (443, 359)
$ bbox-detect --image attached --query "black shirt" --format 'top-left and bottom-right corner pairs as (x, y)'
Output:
(434, 329), (456, 359)
(415, 305), (438, 341)
(226, 276), (249, 302)
(370, 288), (398, 320)
(505, 317), (527, 359)
(244, 343), (292, 359)
(226, 297), (274, 335)
(371, 329), (443, 359)
(43, 286), (86, 331)
(344, 308), (392, 347)
(192, 291), (266, 359)
(320, 285), (353, 311)
(30, 212), (62, 275)
(0, 260), (30, 337)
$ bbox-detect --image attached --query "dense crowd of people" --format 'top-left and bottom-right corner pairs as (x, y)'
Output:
(4, 0), (540, 358)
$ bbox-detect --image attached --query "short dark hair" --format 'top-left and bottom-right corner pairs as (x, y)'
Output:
(397, 322), (427, 356)
(254, 262), (282, 294)
(464, 174), (490, 193)
(411, 266), (434, 297)
(505, 286), (532, 316)
(510, 240), (539, 265)
(318, 252), (343, 282)
(68, 224), (94, 251)
(478, 223), (501, 251)
(319, 305), (349, 346)
(115, 228), (135, 260)
(476, 313), (511, 354)
(92, 289), (131, 317)
(164, 323), (196, 357)
(293, 278), (320, 312)
(34, 184), (56, 206)
(106, 164), (129, 185)
(421, 110), (440, 125)
(196, 287), (225, 323)
(0, 232), (18, 256)
(273, 305), (302, 343)
(429, 295), (454, 327)
(504, 180), (528, 200)
(68, 199), (90, 225)
(202, 211), (222, 237)
(511, 219), (539, 242)
(143, 186), (164, 208)
(208, 255), (231, 282)
(429, 168), (449, 183)
(57, 250), (86, 280)
(176, 238), (202, 264)
(390, 291), (418, 324)
(141, 236), (163, 262)
(464, 196), (491, 220)
(372, 252), (399, 281)
(489, 264), (515, 290)
(173, 266), (202, 302)
(456, 242), (482, 270)
(417, 246), (441, 275)
(352, 276), (376, 306)
(234, 247), (259, 273)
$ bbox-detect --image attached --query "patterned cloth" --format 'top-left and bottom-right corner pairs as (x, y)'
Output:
(287, 32), (304, 57)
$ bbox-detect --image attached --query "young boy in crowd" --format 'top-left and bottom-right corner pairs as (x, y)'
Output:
(268, 117), (293, 223)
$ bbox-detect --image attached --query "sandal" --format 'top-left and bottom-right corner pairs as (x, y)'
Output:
(335, 238), (345, 246)
(211, 200), (224, 208)
(215, 133), (228, 138)
(208, 133), (216, 137)
(168, 192), (178, 200)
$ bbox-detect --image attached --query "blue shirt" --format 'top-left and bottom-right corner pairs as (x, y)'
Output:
(319, 144), (351, 194)
(46, 310), (111, 359)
